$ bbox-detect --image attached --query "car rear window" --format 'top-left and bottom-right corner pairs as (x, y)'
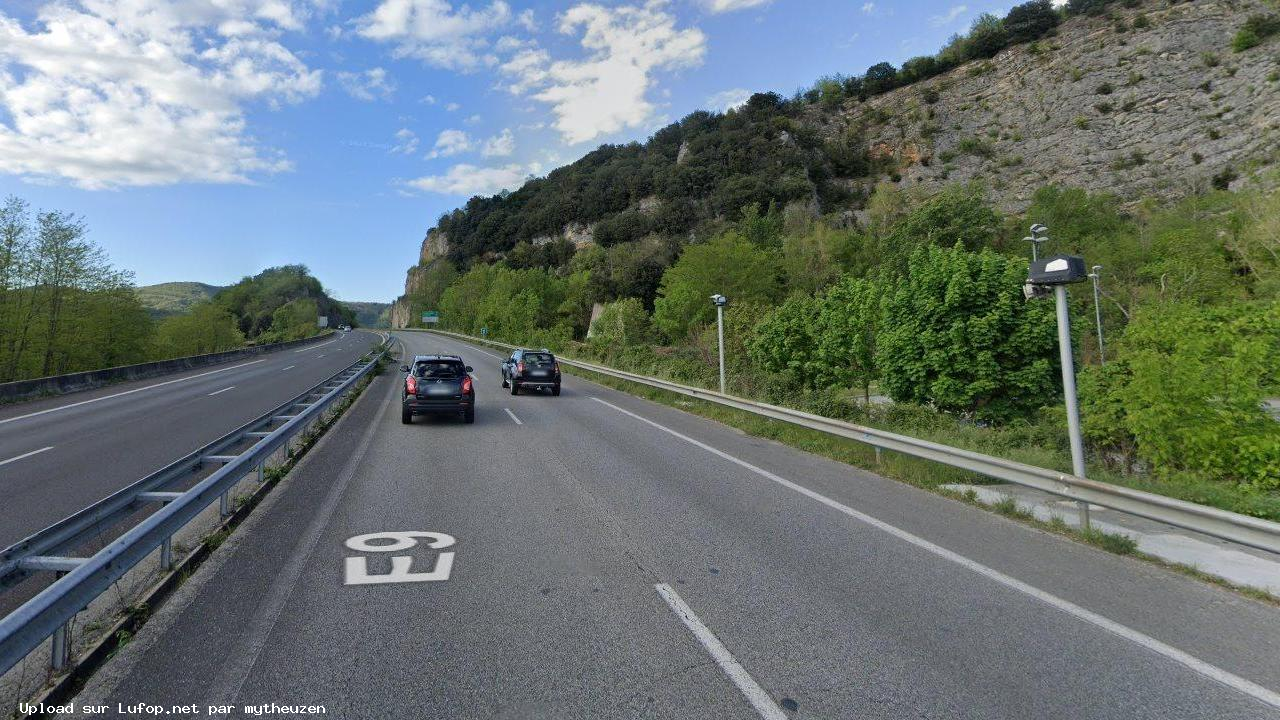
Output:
(523, 353), (553, 364)
(415, 361), (464, 378)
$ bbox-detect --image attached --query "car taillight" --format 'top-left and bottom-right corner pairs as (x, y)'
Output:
(406, 376), (417, 394)
(553, 362), (560, 374)
(517, 361), (524, 374)
(462, 376), (473, 394)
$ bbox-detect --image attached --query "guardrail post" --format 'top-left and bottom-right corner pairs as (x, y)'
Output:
(49, 571), (71, 672)
(159, 536), (172, 571)
(1078, 502), (1092, 530)
(219, 492), (230, 518)
(257, 461), (265, 483)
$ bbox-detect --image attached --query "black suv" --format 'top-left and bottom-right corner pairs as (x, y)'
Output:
(400, 355), (475, 424)
(501, 349), (561, 396)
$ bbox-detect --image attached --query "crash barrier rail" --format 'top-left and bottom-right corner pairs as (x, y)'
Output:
(0, 339), (391, 675)
(0, 331), (338, 403)
(419, 329), (1280, 556)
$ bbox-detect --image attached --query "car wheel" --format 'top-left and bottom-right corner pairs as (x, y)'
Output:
(501, 374), (509, 388)
(552, 384), (561, 396)
(464, 407), (475, 424)
(401, 407), (412, 424)
(510, 382), (520, 396)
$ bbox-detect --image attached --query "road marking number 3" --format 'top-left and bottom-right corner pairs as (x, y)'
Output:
(343, 531), (456, 586)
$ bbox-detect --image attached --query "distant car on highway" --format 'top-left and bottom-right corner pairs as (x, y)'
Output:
(501, 349), (561, 396)
(400, 355), (475, 424)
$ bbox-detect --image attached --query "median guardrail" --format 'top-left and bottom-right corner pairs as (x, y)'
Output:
(0, 338), (390, 676)
(419, 329), (1280, 556)
(0, 331), (338, 403)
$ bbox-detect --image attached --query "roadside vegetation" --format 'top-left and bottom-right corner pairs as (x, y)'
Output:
(412, 179), (1280, 520)
(0, 196), (354, 382)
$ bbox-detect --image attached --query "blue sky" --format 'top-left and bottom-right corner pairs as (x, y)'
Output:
(0, 0), (1011, 302)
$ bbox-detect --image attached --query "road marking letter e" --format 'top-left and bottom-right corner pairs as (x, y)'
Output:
(343, 531), (456, 586)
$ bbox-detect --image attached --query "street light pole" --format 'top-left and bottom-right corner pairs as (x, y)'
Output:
(1026, 224), (1049, 261)
(1089, 265), (1105, 365)
(711, 294), (728, 394)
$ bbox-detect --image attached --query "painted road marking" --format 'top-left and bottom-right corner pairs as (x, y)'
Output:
(656, 584), (788, 720)
(593, 397), (1280, 711)
(282, 365), (296, 371)
(343, 531), (456, 585)
(296, 338), (339, 352)
(317, 354), (325, 358)
(0, 359), (268, 426)
(207, 386), (235, 397)
(0, 446), (54, 467)
(504, 408), (523, 425)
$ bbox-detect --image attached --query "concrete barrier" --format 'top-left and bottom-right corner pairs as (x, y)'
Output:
(0, 332), (335, 404)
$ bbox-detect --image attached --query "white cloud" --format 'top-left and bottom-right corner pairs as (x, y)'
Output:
(445, 101), (461, 111)
(427, 128), (473, 158)
(0, 0), (322, 189)
(481, 128), (515, 157)
(337, 67), (396, 100)
(707, 88), (751, 112)
(392, 128), (419, 154)
(464, 114), (483, 125)
(930, 5), (967, 27)
(862, 2), (875, 14)
(421, 93), (437, 104)
(703, 0), (770, 12)
(501, 1), (706, 144)
(406, 161), (537, 196)
(354, 0), (513, 71)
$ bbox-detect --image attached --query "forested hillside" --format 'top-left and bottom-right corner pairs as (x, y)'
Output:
(0, 196), (352, 383)
(392, 0), (1280, 508)
(134, 281), (222, 318)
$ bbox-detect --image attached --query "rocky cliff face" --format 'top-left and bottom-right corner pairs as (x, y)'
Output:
(831, 0), (1279, 211)
(391, 0), (1280, 326)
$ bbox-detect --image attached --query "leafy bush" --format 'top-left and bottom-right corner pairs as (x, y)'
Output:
(1233, 14), (1280, 52)
(589, 298), (651, 349)
(1082, 302), (1280, 488)
(652, 232), (782, 341)
(1005, 0), (1060, 44)
(877, 244), (1060, 422)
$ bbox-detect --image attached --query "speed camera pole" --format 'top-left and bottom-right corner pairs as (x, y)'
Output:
(711, 294), (727, 394)
(1028, 252), (1092, 528)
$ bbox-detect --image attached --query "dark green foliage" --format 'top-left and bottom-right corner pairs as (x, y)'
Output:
(213, 265), (353, 341)
(1234, 14), (1280, 52)
(863, 62), (899, 95)
(1005, 0), (1061, 43)
(1067, 0), (1115, 16)
(877, 244), (1061, 422)
(965, 14), (1009, 59)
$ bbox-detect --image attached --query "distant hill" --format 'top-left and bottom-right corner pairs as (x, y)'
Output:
(346, 301), (391, 328)
(134, 282), (222, 318)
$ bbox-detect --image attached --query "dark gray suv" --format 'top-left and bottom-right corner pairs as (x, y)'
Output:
(401, 355), (475, 424)
(500, 349), (561, 396)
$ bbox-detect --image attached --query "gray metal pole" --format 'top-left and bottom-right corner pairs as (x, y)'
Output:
(1054, 285), (1091, 529)
(1090, 267), (1105, 365)
(716, 305), (726, 395)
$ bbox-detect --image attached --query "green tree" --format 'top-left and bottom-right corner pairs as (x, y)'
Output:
(1081, 301), (1280, 488)
(749, 296), (823, 390)
(880, 183), (1002, 273)
(589, 298), (652, 348)
(154, 302), (245, 357)
(815, 276), (884, 403)
(877, 244), (1060, 422)
(652, 232), (782, 341)
(965, 13), (1009, 60)
(1005, 0), (1060, 44)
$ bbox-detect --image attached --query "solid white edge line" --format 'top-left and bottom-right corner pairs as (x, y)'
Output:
(295, 337), (339, 352)
(0, 359), (269, 427)
(0, 446), (54, 467)
(504, 408), (523, 425)
(206, 386), (235, 397)
(593, 397), (1280, 711)
(655, 583), (789, 720)
(282, 365), (296, 371)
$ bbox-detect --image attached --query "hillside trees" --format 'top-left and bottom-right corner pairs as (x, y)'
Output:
(652, 232), (783, 341)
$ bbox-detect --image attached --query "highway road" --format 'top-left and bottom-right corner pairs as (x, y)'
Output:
(0, 331), (383, 549)
(61, 331), (1280, 719)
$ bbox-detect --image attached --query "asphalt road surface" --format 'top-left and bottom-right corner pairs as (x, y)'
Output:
(0, 331), (383, 548)
(63, 331), (1280, 719)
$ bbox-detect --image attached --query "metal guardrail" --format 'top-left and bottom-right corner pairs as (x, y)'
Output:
(0, 338), (390, 675)
(420, 329), (1280, 556)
